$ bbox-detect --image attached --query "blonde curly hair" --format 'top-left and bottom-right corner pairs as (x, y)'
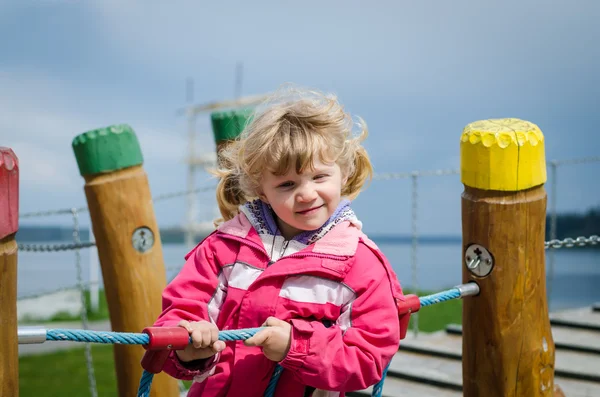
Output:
(214, 85), (373, 224)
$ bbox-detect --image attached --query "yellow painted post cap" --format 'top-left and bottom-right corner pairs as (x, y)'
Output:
(460, 118), (547, 191)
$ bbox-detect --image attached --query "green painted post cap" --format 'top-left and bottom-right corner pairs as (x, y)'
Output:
(210, 108), (254, 143)
(72, 124), (144, 176)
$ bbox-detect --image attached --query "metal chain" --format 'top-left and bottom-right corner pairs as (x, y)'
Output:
(545, 235), (599, 249)
(72, 209), (98, 397)
(17, 241), (96, 252)
(18, 231), (595, 294)
(17, 155), (598, 219)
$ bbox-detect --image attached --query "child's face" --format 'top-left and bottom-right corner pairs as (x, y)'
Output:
(259, 159), (346, 240)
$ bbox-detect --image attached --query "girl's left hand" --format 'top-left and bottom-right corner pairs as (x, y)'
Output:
(244, 317), (292, 362)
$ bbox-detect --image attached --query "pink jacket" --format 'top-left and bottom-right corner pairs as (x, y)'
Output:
(154, 212), (404, 397)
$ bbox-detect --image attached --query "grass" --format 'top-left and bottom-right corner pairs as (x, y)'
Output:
(404, 287), (463, 333)
(20, 345), (118, 397)
(19, 345), (194, 396)
(17, 288), (461, 396)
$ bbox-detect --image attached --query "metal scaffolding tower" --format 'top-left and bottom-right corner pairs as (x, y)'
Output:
(182, 78), (270, 248)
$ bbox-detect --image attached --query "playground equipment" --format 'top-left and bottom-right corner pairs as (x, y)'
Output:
(7, 114), (596, 396)
(0, 147), (19, 396)
(71, 126), (179, 396)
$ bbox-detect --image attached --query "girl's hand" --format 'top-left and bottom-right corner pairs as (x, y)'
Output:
(244, 317), (292, 362)
(175, 320), (226, 362)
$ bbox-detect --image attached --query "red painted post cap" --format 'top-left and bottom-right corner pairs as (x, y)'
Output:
(0, 147), (19, 239)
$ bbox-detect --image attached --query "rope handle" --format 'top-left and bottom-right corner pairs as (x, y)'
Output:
(141, 326), (265, 374)
(140, 294), (423, 375)
(397, 294), (421, 340)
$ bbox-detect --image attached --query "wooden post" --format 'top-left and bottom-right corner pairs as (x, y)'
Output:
(211, 109), (253, 221)
(72, 125), (178, 397)
(0, 147), (19, 397)
(210, 108), (253, 163)
(460, 119), (557, 396)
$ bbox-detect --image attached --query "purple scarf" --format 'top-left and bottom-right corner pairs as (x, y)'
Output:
(241, 198), (359, 245)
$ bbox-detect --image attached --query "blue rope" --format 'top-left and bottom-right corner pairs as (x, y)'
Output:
(264, 364), (284, 397)
(47, 329), (150, 345)
(43, 287), (463, 397)
(371, 362), (390, 397)
(44, 328), (263, 397)
(46, 327), (264, 345)
(370, 288), (460, 397)
(419, 287), (461, 307)
(137, 370), (154, 397)
(134, 328), (263, 397)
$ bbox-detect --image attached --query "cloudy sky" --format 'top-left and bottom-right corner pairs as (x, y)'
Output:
(1, 0), (598, 236)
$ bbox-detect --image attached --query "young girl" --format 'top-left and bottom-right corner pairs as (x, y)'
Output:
(153, 87), (405, 397)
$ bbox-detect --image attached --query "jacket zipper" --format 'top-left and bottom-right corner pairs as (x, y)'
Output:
(279, 240), (290, 260)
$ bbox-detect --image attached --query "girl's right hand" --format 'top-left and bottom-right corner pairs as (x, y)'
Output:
(175, 320), (226, 362)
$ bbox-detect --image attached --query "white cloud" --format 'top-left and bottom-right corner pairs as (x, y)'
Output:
(3, 1), (599, 227)
(9, 140), (77, 190)
(0, 68), (193, 201)
(83, 0), (600, 94)
(0, 69), (90, 191)
(0, 68), (88, 138)
(82, 2), (442, 89)
(135, 118), (215, 165)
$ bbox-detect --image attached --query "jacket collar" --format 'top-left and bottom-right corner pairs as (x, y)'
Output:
(238, 198), (361, 245)
(217, 210), (364, 257)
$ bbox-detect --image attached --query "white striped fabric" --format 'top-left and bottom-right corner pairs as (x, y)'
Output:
(228, 262), (264, 290)
(337, 302), (353, 332)
(207, 272), (229, 323)
(279, 275), (355, 306)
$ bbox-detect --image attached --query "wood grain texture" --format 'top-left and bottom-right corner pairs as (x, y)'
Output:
(0, 236), (18, 397)
(83, 165), (178, 397)
(461, 185), (555, 396)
